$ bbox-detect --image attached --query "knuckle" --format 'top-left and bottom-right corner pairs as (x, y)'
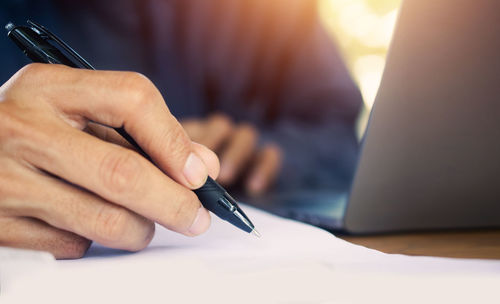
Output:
(15, 63), (46, 80)
(99, 150), (142, 194)
(94, 205), (129, 244)
(122, 72), (159, 110)
(211, 113), (233, 129)
(165, 191), (199, 231)
(94, 205), (154, 252)
(2, 64), (61, 102)
(235, 124), (258, 149)
(125, 71), (151, 85)
(239, 123), (258, 140)
(10, 64), (59, 90)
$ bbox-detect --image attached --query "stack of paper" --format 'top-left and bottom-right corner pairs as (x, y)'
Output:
(1, 206), (499, 303)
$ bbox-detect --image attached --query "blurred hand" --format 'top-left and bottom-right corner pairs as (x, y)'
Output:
(182, 113), (282, 196)
(0, 64), (219, 259)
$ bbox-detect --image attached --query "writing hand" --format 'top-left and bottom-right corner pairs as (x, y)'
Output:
(0, 64), (219, 259)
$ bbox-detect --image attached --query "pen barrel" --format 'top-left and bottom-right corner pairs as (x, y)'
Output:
(194, 177), (254, 233)
(194, 177), (230, 217)
(7, 25), (79, 67)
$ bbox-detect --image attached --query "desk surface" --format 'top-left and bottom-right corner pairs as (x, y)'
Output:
(340, 230), (500, 260)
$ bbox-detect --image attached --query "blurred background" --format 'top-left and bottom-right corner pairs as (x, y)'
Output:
(319, 0), (402, 135)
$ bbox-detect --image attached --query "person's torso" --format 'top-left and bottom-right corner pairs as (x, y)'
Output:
(1, 0), (289, 121)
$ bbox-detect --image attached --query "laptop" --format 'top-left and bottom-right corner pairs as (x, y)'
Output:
(250, 0), (500, 234)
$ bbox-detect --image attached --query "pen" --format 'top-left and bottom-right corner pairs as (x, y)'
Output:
(5, 20), (260, 238)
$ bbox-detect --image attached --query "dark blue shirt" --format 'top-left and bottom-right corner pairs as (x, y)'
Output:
(0, 0), (363, 191)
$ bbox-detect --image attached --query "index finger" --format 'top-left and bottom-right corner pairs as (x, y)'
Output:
(17, 64), (209, 189)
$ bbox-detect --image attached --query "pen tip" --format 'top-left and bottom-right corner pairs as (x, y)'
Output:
(251, 229), (262, 238)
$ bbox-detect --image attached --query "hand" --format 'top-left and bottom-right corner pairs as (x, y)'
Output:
(182, 113), (282, 196)
(0, 64), (219, 259)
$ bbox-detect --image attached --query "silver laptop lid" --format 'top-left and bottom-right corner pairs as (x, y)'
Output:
(344, 0), (500, 233)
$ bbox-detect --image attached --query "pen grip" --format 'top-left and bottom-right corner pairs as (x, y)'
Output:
(195, 176), (226, 193)
(194, 177), (234, 220)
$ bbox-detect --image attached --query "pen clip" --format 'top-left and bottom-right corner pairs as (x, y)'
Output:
(27, 20), (95, 70)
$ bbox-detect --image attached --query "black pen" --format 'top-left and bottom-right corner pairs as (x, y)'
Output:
(5, 20), (260, 237)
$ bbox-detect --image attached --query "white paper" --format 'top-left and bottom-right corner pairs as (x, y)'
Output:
(0, 247), (55, 295)
(2, 206), (500, 304)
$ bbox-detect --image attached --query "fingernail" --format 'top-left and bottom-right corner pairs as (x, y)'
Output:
(183, 153), (208, 188)
(188, 207), (211, 235)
